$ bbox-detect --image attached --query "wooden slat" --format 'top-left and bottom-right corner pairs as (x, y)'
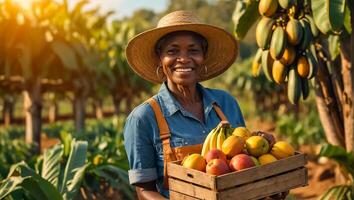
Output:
(168, 162), (216, 189)
(215, 152), (307, 190)
(170, 191), (200, 200)
(169, 178), (218, 200)
(219, 168), (308, 200)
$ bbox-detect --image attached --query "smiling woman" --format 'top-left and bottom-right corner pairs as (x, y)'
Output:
(123, 10), (246, 200)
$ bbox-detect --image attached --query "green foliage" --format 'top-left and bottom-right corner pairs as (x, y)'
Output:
(319, 144), (354, 178)
(0, 127), (35, 178)
(233, 0), (260, 40)
(319, 144), (354, 200)
(0, 139), (87, 200)
(311, 0), (347, 34)
(275, 106), (326, 146)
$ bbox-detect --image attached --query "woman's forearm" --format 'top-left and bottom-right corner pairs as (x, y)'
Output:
(135, 181), (168, 200)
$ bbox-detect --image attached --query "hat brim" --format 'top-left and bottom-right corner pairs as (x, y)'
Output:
(125, 23), (238, 84)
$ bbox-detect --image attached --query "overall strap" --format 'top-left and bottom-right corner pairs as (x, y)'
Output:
(212, 103), (229, 122)
(146, 98), (176, 189)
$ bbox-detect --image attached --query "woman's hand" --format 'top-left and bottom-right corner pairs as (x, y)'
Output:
(135, 181), (168, 200)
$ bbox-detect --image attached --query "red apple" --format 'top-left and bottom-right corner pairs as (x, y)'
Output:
(205, 149), (227, 163)
(206, 159), (230, 176)
(229, 154), (255, 171)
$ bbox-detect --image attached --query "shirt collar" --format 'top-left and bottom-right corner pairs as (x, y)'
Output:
(157, 82), (216, 117)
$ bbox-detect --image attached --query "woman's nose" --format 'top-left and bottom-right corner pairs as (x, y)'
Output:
(176, 52), (190, 63)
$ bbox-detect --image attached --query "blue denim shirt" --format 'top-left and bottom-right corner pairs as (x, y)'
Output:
(123, 82), (245, 198)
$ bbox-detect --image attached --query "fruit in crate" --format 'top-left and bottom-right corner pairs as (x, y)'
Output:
(232, 127), (251, 140)
(221, 135), (245, 158)
(206, 159), (230, 175)
(271, 141), (295, 159)
(250, 156), (260, 166)
(205, 149), (227, 163)
(258, 154), (278, 165)
(182, 153), (206, 172)
(229, 154), (255, 171)
(246, 136), (270, 157)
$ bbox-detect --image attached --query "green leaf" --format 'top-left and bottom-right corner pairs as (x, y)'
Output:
(0, 176), (25, 199)
(42, 145), (63, 188)
(62, 164), (89, 200)
(232, 0), (260, 40)
(321, 185), (352, 200)
(51, 40), (78, 70)
(311, 0), (346, 34)
(60, 140), (87, 200)
(3, 162), (63, 200)
(328, 34), (340, 60)
(59, 131), (72, 157)
(319, 144), (354, 177)
(343, 4), (352, 34)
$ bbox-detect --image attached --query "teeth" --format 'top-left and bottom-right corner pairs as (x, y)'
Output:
(175, 68), (192, 72)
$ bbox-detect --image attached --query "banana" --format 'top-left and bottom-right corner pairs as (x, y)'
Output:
(301, 78), (310, 100)
(270, 26), (287, 60)
(298, 19), (313, 51)
(287, 66), (302, 104)
(305, 14), (319, 38)
(256, 17), (275, 49)
(201, 126), (218, 157)
(252, 48), (263, 77)
(209, 126), (220, 150)
(305, 44), (318, 79)
(261, 50), (274, 81)
(216, 127), (226, 150)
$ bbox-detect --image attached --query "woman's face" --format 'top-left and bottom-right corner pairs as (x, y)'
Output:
(158, 33), (205, 86)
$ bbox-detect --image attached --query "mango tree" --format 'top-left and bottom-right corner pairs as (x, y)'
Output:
(233, 0), (353, 196)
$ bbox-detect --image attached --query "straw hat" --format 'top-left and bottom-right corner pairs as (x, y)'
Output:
(125, 10), (238, 84)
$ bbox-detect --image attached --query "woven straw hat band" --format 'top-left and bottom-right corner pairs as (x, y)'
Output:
(157, 11), (202, 27)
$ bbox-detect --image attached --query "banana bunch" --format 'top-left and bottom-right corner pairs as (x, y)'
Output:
(201, 123), (234, 157)
(254, 0), (321, 105)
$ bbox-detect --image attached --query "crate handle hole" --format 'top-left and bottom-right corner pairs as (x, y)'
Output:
(187, 173), (194, 178)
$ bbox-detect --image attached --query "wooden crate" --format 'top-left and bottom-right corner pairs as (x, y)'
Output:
(168, 152), (308, 200)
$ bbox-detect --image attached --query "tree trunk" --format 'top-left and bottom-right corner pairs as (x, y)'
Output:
(3, 95), (14, 126)
(340, 43), (353, 152)
(23, 78), (42, 154)
(314, 57), (345, 147)
(73, 93), (86, 133)
(93, 99), (103, 120)
(112, 95), (121, 116)
(48, 101), (58, 123)
(341, 4), (354, 152)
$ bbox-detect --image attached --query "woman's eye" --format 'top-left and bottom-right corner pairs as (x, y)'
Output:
(166, 49), (177, 54)
(190, 49), (201, 54)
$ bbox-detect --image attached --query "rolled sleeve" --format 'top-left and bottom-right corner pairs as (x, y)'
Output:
(123, 104), (158, 185)
(128, 168), (157, 184)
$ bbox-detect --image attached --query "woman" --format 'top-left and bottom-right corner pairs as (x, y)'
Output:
(123, 11), (283, 199)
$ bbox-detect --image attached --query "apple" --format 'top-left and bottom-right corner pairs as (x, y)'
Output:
(250, 156), (260, 166)
(245, 136), (270, 157)
(229, 154), (255, 171)
(206, 159), (230, 175)
(205, 149), (227, 163)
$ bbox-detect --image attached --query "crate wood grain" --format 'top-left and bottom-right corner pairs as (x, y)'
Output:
(168, 152), (308, 200)
(169, 168), (307, 200)
(168, 152), (307, 191)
